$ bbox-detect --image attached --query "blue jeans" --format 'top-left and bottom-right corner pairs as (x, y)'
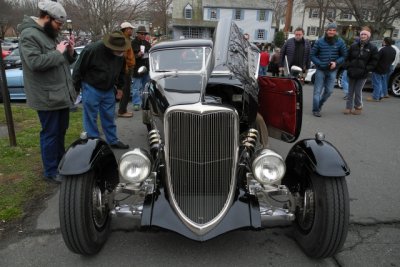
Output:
(82, 82), (118, 144)
(371, 72), (386, 100)
(132, 74), (150, 105)
(37, 108), (69, 177)
(312, 69), (337, 112)
(383, 65), (394, 97)
(259, 66), (267, 76)
(341, 70), (349, 95)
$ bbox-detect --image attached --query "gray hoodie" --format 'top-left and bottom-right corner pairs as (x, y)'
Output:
(18, 16), (77, 110)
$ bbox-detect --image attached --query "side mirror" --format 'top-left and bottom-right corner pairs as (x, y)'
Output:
(138, 66), (148, 75)
(290, 65), (302, 77)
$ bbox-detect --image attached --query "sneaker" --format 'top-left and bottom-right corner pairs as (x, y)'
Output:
(134, 104), (140, 111)
(313, 111), (321, 117)
(118, 111), (133, 118)
(366, 96), (380, 102)
(110, 141), (129, 149)
(383, 95), (390, 98)
(343, 95), (348, 100)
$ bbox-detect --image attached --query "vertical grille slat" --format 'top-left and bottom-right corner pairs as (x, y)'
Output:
(166, 107), (237, 225)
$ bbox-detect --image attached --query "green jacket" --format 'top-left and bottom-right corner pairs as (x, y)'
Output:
(18, 16), (77, 111)
(72, 41), (125, 91)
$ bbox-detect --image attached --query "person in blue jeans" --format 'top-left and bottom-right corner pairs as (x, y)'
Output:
(368, 37), (396, 102)
(73, 31), (130, 149)
(341, 70), (349, 99)
(131, 26), (151, 111)
(310, 21), (347, 117)
(18, 1), (77, 183)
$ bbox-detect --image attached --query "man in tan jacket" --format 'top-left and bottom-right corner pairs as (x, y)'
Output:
(118, 22), (136, 117)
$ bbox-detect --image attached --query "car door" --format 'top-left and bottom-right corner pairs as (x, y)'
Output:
(257, 76), (302, 143)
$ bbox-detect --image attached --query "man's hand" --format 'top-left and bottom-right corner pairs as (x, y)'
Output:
(329, 61), (336, 70)
(56, 41), (69, 54)
(66, 34), (75, 56)
(115, 89), (123, 100)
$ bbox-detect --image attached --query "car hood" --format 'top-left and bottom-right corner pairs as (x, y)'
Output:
(6, 68), (23, 77)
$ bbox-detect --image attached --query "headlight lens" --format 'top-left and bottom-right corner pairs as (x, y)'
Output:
(119, 148), (151, 183)
(252, 149), (286, 184)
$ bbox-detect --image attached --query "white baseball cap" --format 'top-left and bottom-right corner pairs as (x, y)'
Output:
(120, 22), (135, 30)
(38, 1), (67, 23)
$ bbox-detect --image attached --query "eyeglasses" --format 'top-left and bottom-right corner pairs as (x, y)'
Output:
(51, 18), (63, 27)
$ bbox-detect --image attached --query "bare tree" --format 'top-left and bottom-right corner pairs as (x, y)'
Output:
(270, 0), (287, 31)
(332, 0), (400, 39)
(0, 0), (38, 37)
(146, 0), (172, 36)
(63, 0), (148, 41)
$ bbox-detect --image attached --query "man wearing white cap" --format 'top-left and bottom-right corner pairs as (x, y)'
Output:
(118, 22), (136, 118)
(18, 0), (77, 183)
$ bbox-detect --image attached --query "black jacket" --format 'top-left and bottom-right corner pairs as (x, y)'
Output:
(345, 41), (379, 79)
(374, 45), (396, 74)
(131, 37), (151, 77)
(72, 41), (125, 91)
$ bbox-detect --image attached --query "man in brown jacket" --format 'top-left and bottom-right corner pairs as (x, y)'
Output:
(118, 22), (136, 117)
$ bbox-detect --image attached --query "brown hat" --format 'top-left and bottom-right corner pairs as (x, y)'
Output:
(136, 26), (148, 34)
(103, 31), (131, 51)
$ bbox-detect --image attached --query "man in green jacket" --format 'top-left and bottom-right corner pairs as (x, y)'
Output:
(18, 1), (77, 183)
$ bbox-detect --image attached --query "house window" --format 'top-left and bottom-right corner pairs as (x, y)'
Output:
(307, 26), (319, 36)
(182, 27), (203, 39)
(326, 9), (335, 19)
(257, 29), (265, 40)
(393, 29), (399, 38)
(184, 4), (192, 19)
(234, 9), (242, 20)
(259, 10), (266, 21)
(210, 9), (218, 20)
(310, 8), (319, 18)
(340, 10), (352, 20)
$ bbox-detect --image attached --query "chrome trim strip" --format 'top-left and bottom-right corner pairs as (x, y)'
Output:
(164, 103), (239, 235)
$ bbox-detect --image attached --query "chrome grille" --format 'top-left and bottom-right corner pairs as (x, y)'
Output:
(165, 105), (238, 228)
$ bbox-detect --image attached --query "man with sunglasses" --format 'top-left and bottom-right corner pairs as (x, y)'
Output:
(18, 0), (77, 184)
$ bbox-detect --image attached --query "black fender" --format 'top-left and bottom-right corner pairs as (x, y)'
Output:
(285, 138), (350, 178)
(58, 137), (119, 187)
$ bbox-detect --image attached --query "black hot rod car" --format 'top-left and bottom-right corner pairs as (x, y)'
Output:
(58, 19), (350, 258)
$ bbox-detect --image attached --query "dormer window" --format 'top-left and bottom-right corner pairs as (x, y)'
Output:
(184, 4), (193, 19)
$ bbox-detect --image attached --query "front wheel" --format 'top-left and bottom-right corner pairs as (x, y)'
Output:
(292, 173), (349, 258)
(389, 70), (400, 97)
(59, 171), (111, 255)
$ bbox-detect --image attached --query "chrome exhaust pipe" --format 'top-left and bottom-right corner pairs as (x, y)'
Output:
(260, 207), (295, 227)
(110, 204), (143, 220)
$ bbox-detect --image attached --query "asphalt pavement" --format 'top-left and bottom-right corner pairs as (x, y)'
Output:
(0, 84), (399, 266)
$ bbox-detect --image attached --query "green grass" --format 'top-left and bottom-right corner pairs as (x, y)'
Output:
(0, 103), (83, 221)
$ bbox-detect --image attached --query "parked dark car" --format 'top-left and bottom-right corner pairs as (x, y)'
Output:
(58, 19), (350, 258)
(3, 48), (21, 69)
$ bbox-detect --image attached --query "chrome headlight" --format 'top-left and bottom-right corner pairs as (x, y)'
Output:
(252, 149), (286, 185)
(119, 148), (151, 183)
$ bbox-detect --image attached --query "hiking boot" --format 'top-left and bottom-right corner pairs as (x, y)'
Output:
(343, 109), (351, 115)
(118, 111), (133, 118)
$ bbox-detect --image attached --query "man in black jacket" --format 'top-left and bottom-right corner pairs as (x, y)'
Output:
(279, 27), (311, 74)
(368, 37), (396, 101)
(73, 31), (130, 149)
(131, 26), (151, 111)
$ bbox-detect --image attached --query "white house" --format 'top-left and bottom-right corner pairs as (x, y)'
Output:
(171, 0), (275, 43)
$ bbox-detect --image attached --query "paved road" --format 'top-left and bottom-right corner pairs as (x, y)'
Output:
(1, 84), (399, 266)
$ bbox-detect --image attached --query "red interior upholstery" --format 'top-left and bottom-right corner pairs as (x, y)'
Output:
(258, 77), (297, 136)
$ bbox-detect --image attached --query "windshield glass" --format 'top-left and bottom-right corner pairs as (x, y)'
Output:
(150, 47), (211, 72)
